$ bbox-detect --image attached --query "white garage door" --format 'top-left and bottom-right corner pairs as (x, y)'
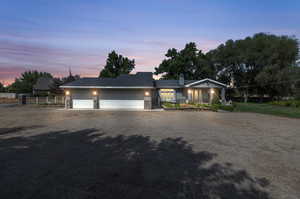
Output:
(100, 100), (144, 109)
(73, 99), (94, 109)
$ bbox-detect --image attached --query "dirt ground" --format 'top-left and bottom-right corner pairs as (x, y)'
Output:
(0, 105), (299, 199)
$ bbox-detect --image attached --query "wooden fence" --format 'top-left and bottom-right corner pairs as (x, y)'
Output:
(24, 96), (65, 105)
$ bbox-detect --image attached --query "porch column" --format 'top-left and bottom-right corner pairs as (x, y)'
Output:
(65, 95), (72, 109)
(93, 95), (99, 109)
(187, 89), (192, 103)
(221, 88), (226, 103)
(198, 89), (202, 104)
(209, 89), (213, 104)
(144, 90), (152, 109)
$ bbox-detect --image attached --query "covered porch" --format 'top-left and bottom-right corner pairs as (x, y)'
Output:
(186, 87), (225, 104)
(185, 79), (226, 104)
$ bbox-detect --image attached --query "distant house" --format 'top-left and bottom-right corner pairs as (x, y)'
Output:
(297, 60), (300, 67)
(33, 77), (56, 96)
(60, 72), (227, 110)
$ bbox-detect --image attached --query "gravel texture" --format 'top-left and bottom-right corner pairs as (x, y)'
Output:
(0, 106), (299, 199)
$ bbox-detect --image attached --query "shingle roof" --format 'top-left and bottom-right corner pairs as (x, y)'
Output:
(61, 72), (227, 89)
(33, 77), (54, 90)
(61, 72), (154, 88)
(154, 80), (180, 88)
(154, 80), (198, 88)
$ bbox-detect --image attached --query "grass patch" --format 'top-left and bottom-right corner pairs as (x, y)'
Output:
(216, 104), (235, 112)
(234, 103), (300, 118)
(269, 100), (300, 108)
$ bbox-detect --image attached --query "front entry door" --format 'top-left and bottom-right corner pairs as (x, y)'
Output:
(202, 90), (210, 103)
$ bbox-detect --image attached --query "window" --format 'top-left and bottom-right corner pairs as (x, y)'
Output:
(159, 89), (176, 102)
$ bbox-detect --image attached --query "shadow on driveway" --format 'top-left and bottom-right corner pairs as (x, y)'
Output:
(0, 128), (271, 199)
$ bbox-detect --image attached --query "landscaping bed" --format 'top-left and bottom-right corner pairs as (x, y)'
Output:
(162, 102), (234, 112)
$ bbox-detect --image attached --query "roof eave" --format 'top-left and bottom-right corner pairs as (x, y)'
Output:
(60, 86), (154, 89)
(185, 78), (228, 87)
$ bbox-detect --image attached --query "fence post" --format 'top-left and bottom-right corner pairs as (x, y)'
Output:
(46, 96), (49, 104)
(54, 96), (57, 104)
(36, 97), (38, 104)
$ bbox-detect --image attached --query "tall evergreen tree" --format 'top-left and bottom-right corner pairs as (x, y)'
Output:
(99, 51), (135, 78)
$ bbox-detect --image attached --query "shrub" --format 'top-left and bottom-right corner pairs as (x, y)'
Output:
(285, 101), (292, 107)
(217, 104), (235, 112)
(212, 97), (221, 105)
(162, 102), (175, 108)
(211, 104), (219, 112)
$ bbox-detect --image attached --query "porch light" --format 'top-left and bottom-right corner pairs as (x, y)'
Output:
(92, 91), (98, 96)
(145, 91), (150, 96)
(65, 90), (70, 96)
(188, 89), (192, 94)
(210, 89), (215, 94)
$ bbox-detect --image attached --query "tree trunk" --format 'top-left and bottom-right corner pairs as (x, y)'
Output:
(243, 91), (248, 103)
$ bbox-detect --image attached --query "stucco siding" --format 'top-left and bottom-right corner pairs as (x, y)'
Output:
(70, 89), (95, 99)
(99, 89), (145, 100)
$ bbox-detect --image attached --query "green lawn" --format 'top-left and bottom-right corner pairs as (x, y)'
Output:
(234, 103), (300, 118)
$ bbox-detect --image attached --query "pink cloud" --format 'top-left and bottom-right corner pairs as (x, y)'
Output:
(0, 40), (107, 82)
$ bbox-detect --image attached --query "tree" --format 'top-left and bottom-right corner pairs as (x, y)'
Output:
(0, 82), (5, 92)
(155, 42), (216, 80)
(209, 33), (299, 100)
(9, 70), (53, 93)
(52, 70), (80, 92)
(99, 51), (135, 78)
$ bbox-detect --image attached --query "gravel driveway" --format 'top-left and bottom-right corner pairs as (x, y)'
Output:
(0, 106), (299, 199)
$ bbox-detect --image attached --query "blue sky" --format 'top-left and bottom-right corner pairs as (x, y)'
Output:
(0, 0), (299, 84)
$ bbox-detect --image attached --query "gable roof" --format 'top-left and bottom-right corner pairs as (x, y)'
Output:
(155, 79), (227, 88)
(33, 77), (54, 90)
(60, 72), (154, 88)
(185, 78), (227, 87)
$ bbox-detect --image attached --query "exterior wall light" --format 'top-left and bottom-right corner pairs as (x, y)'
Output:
(92, 91), (98, 96)
(210, 89), (215, 94)
(65, 90), (70, 96)
(188, 89), (192, 94)
(145, 91), (150, 96)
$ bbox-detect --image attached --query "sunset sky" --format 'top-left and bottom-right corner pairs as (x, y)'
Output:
(0, 0), (299, 85)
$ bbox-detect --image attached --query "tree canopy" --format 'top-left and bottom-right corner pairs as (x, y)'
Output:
(9, 70), (53, 93)
(0, 82), (5, 92)
(99, 51), (135, 78)
(207, 33), (299, 99)
(155, 42), (216, 80)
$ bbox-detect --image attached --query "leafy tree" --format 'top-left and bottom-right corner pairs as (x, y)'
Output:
(291, 66), (300, 99)
(209, 33), (299, 100)
(9, 70), (53, 93)
(155, 42), (216, 80)
(99, 51), (135, 78)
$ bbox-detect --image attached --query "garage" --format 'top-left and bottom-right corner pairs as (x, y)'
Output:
(99, 89), (144, 109)
(72, 99), (94, 109)
(61, 72), (154, 110)
(100, 100), (144, 109)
